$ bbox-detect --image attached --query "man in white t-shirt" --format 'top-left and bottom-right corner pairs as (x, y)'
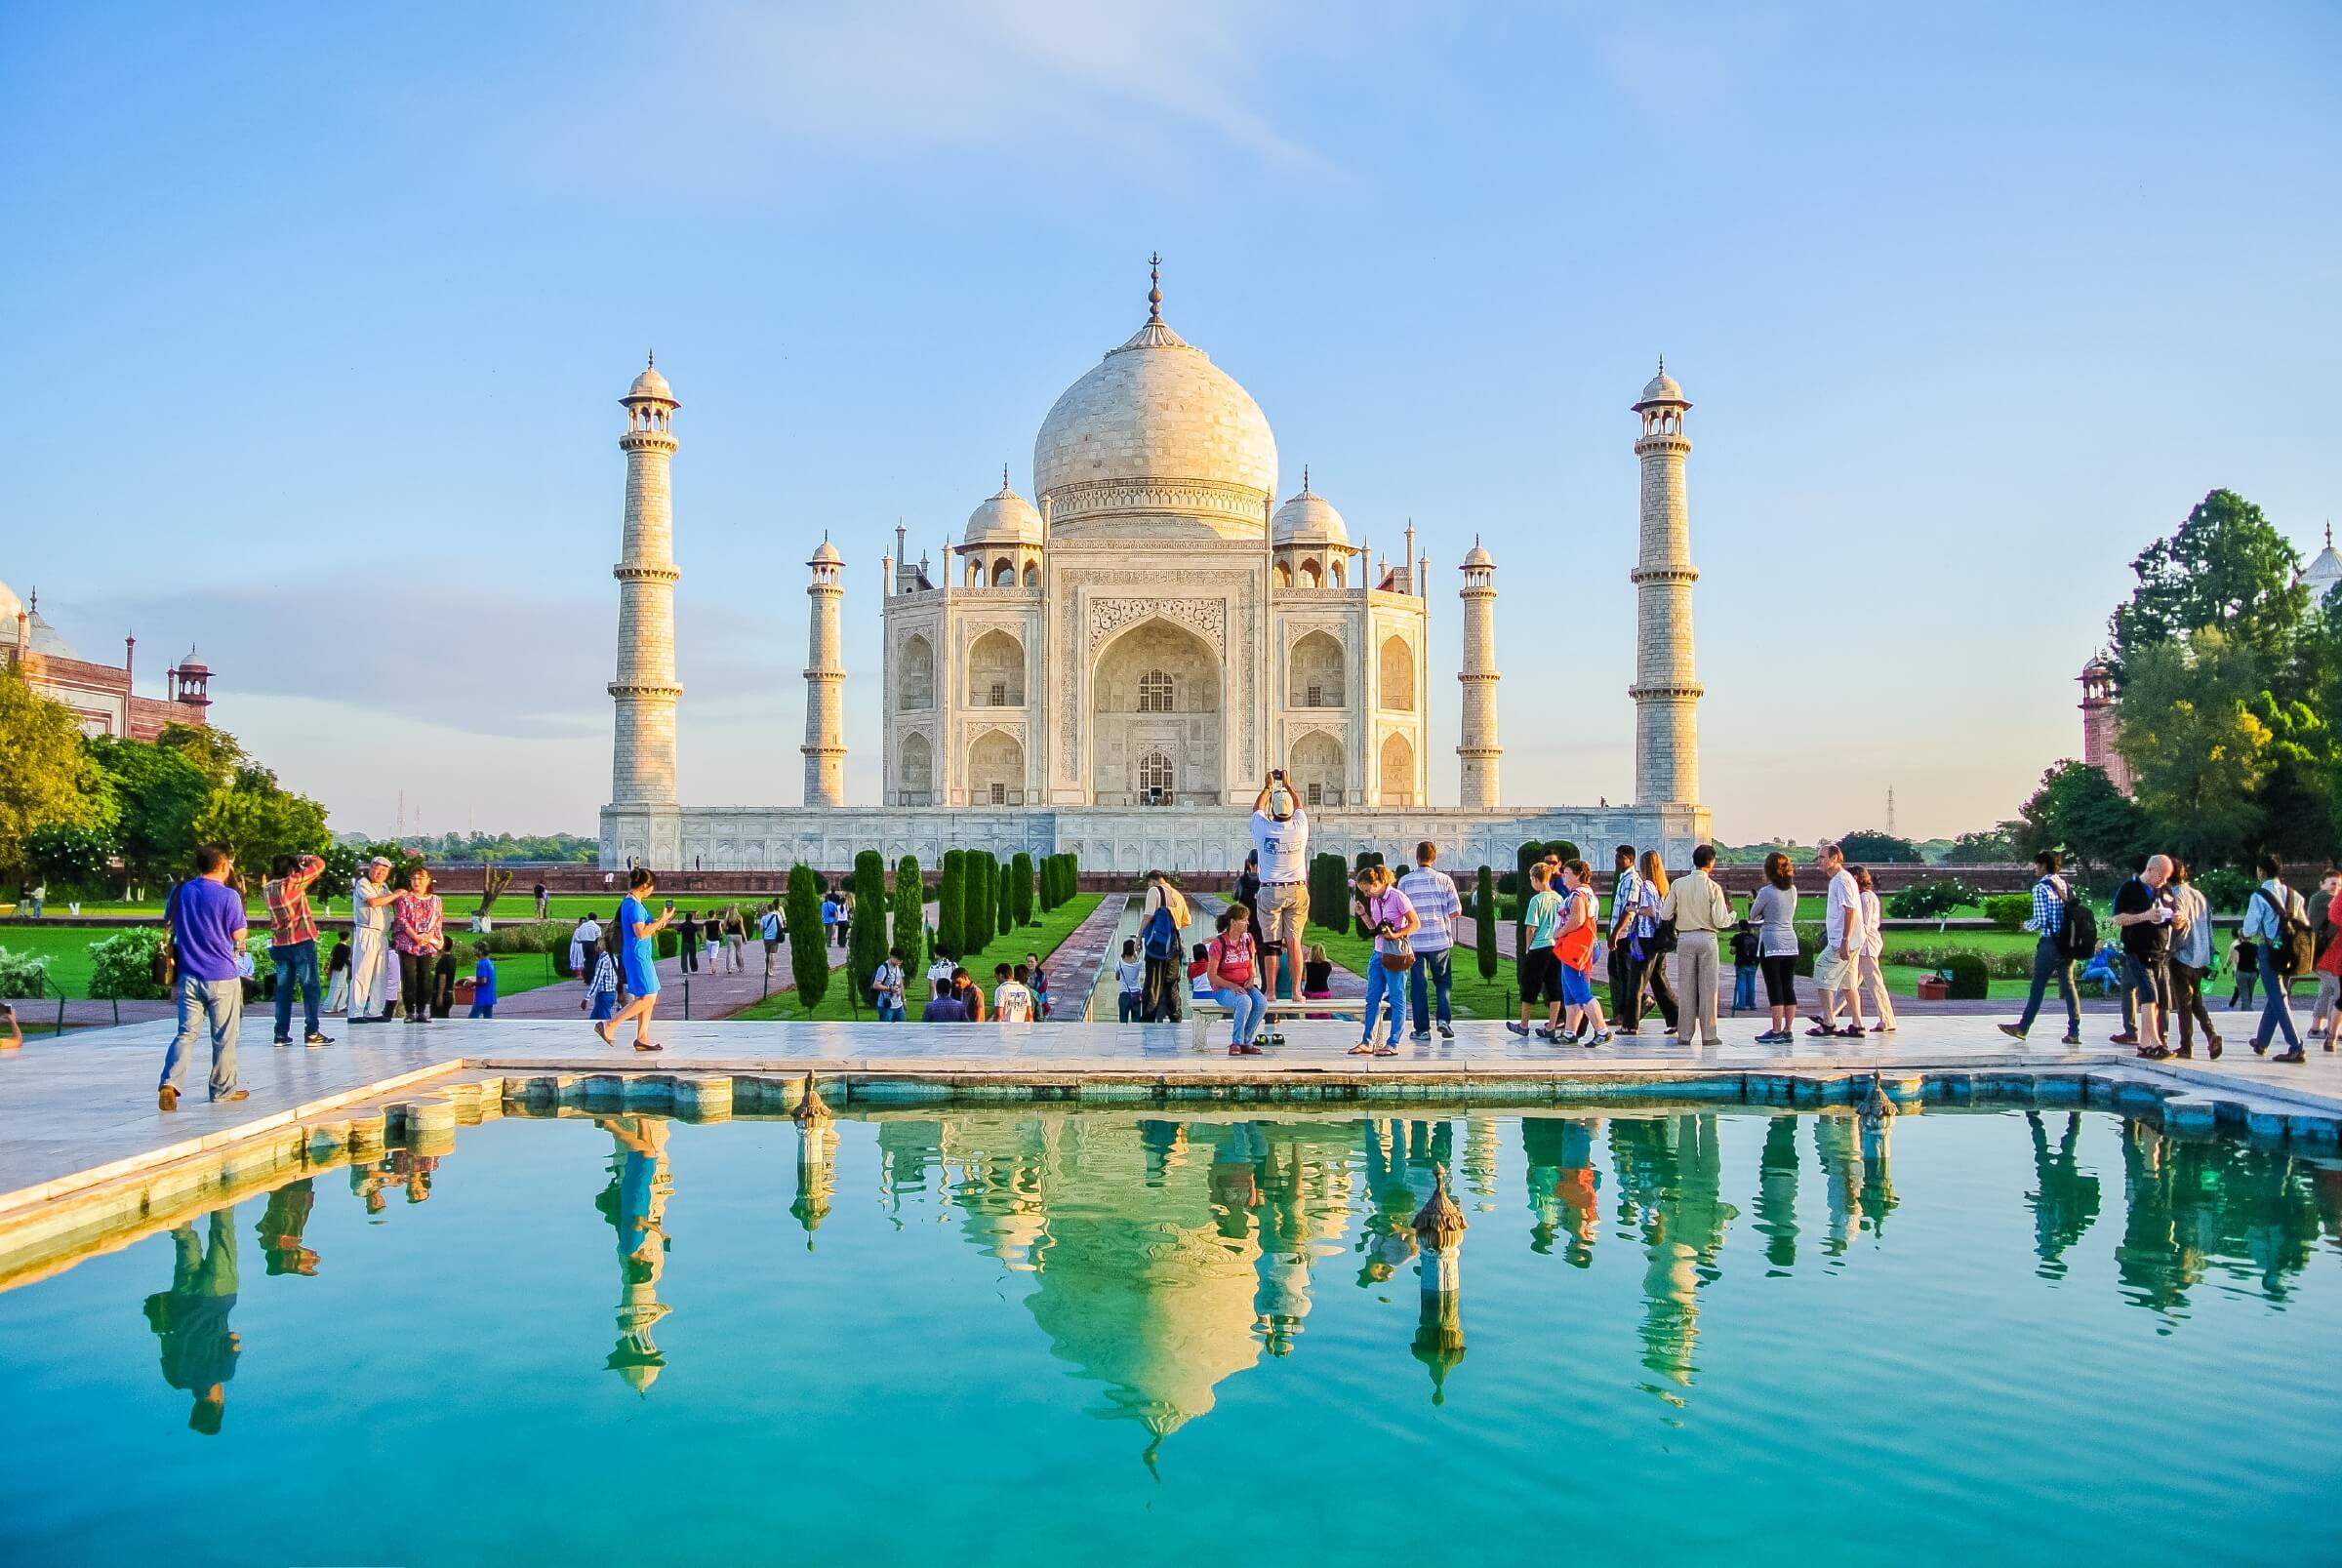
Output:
(1813, 841), (1870, 1035)
(348, 858), (400, 1024)
(992, 963), (1035, 1024)
(1249, 768), (1311, 1005)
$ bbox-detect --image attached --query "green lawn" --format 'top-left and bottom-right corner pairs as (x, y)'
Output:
(0, 924), (562, 1002)
(733, 895), (1102, 1021)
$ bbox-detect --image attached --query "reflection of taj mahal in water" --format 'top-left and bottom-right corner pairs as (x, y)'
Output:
(600, 262), (1712, 872)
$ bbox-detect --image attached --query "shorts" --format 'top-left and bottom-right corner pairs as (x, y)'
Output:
(1812, 948), (1857, 992)
(1519, 947), (1560, 1005)
(1257, 882), (1309, 945)
(1557, 961), (1594, 1008)
(1760, 954), (1798, 1008)
(2121, 952), (2161, 1006)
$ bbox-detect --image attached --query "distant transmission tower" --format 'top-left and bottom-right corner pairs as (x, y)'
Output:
(1886, 786), (1897, 836)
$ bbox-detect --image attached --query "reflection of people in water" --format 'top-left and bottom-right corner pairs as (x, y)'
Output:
(1522, 1117), (1601, 1265)
(2025, 1112), (2101, 1279)
(1753, 1116), (1800, 1275)
(141, 1206), (240, 1434)
(1813, 1113), (1866, 1260)
(1249, 1141), (1318, 1355)
(1355, 1120), (1423, 1285)
(350, 1149), (437, 1214)
(1614, 1114), (1739, 1393)
(257, 1179), (320, 1275)
(596, 1115), (673, 1392)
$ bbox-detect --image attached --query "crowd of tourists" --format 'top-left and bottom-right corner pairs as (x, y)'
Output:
(135, 801), (2342, 1108)
(2001, 850), (2340, 1065)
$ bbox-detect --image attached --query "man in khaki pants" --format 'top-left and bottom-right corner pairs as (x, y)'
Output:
(1660, 843), (1735, 1047)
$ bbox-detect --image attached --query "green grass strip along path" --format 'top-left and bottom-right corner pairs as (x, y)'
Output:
(731, 895), (1104, 1022)
(0, 924), (566, 1004)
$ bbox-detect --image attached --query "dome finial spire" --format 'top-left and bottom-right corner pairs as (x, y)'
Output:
(1148, 252), (1162, 321)
(647, 348), (654, 369)
(1302, 464), (1310, 495)
(1003, 463), (1012, 493)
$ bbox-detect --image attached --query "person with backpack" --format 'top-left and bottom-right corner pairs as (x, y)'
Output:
(758, 901), (785, 977)
(2000, 850), (2086, 1045)
(1138, 870), (1190, 1023)
(2243, 851), (2311, 1062)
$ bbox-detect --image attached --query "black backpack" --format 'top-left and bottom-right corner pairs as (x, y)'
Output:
(2257, 886), (2315, 976)
(2053, 878), (2096, 962)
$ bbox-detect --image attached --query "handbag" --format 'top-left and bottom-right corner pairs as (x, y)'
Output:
(1369, 890), (1415, 971)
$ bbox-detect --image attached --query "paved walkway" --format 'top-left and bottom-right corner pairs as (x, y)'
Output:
(11, 1009), (2339, 1224)
(1039, 895), (1129, 1018)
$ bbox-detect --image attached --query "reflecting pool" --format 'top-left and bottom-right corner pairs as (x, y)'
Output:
(4, 1106), (2337, 1565)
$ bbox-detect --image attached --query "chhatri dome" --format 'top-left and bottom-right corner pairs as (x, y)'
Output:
(1031, 256), (1278, 539)
(1271, 467), (1350, 545)
(964, 467), (1044, 547)
(626, 355), (675, 404)
(2304, 523), (2342, 601)
(1635, 357), (1685, 407)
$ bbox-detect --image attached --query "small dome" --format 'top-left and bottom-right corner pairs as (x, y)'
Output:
(809, 539), (843, 566)
(1462, 538), (1494, 569)
(2305, 526), (2341, 597)
(626, 361), (675, 404)
(0, 583), (78, 659)
(178, 645), (207, 670)
(1272, 476), (1348, 545)
(965, 474), (1043, 547)
(1635, 360), (1685, 407)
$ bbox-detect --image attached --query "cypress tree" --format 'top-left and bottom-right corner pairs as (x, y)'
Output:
(967, 852), (992, 960)
(938, 848), (965, 959)
(1475, 864), (1500, 982)
(997, 852), (1015, 937)
(785, 863), (829, 1014)
(851, 849), (888, 1004)
(892, 854), (924, 979)
(1012, 852), (1035, 925)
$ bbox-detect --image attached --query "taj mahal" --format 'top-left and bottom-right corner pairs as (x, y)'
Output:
(600, 262), (1711, 873)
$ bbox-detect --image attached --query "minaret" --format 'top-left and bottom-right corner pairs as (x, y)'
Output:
(1630, 358), (1702, 806)
(802, 536), (846, 807)
(1457, 538), (1501, 808)
(610, 356), (682, 808)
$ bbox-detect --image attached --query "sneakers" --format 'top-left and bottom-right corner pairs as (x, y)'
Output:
(1506, 1022), (1532, 1036)
(1586, 1030), (1612, 1048)
(1437, 1023), (1455, 1040)
(1998, 1025), (2027, 1041)
(1410, 1029), (1432, 1042)
(2272, 1049), (2308, 1064)
(304, 1032), (334, 1047)
(271, 1036), (294, 1047)
(2059, 1033), (2081, 1045)
(213, 1089), (249, 1103)
(2108, 1032), (2138, 1047)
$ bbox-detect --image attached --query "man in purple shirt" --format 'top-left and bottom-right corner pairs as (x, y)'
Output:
(160, 844), (251, 1111)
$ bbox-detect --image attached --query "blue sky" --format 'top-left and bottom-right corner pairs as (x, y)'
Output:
(5, 2), (2336, 843)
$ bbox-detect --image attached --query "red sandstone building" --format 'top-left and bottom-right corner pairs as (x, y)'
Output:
(0, 582), (213, 739)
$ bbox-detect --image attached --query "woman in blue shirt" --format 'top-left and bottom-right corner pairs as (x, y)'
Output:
(597, 867), (673, 1052)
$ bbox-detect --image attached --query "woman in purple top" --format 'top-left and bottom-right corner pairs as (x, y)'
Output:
(1348, 864), (1419, 1057)
(390, 867), (446, 1024)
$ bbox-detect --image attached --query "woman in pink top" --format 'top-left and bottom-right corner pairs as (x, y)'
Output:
(1207, 905), (1269, 1056)
(391, 867), (446, 1024)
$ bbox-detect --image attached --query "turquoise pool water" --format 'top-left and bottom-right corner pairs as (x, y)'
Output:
(4, 1106), (2336, 1565)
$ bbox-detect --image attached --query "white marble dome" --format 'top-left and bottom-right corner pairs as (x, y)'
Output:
(965, 475), (1043, 546)
(1635, 361), (1685, 406)
(626, 363), (675, 403)
(1032, 313), (1278, 535)
(1272, 480), (1349, 544)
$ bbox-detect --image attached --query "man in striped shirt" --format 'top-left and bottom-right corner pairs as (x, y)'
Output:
(1397, 841), (1463, 1041)
(263, 853), (333, 1048)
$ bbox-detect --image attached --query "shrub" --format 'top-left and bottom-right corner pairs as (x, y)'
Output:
(1474, 865), (1500, 982)
(1310, 853), (1351, 938)
(786, 863), (829, 1013)
(892, 855), (925, 978)
(2192, 867), (2254, 914)
(851, 850), (889, 1003)
(1011, 852), (1035, 925)
(1943, 951), (1991, 999)
(656, 928), (679, 960)
(0, 945), (50, 999)
(89, 926), (170, 999)
(937, 850), (965, 957)
(480, 919), (566, 955)
(1887, 877), (1978, 920)
(1887, 944), (2030, 979)
(1982, 894), (2031, 933)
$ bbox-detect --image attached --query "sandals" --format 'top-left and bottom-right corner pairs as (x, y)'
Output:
(1374, 1043), (1399, 1057)
(1348, 1042), (1377, 1056)
(594, 1023), (617, 1046)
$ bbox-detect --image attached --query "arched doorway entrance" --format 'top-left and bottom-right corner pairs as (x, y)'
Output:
(1091, 617), (1222, 805)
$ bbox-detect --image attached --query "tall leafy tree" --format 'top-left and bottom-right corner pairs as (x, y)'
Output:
(189, 764), (329, 890)
(1836, 828), (1920, 863)
(2116, 627), (2323, 867)
(85, 734), (207, 888)
(2110, 489), (2307, 678)
(850, 850), (888, 1003)
(1940, 824), (2023, 864)
(154, 721), (250, 789)
(23, 822), (117, 895)
(0, 666), (110, 879)
(785, 863), (829, 1014)
(2016, 761), (2147, 873)
(891, 855), (925, 978)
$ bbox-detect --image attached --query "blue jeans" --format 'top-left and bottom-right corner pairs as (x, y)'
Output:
(1360, 961), (1405, 1045)
(1407, 947), (1453, 1032)
(271, 939), (321, 1041)
(467, 1002), (495, 1019)
(2014, 936), (2080, 1037)
(1117, 990), (1143, 1023)
(876, 999), (905, 1022)
(1216, 985), (1267, 1044)
(1733, 965), (1756, 1011)
(162, 976), (241, 1098)
(2255, 947), (2300, 1051)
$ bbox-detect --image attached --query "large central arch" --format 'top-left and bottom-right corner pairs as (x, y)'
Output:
(1091, 617), (1222, 805)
